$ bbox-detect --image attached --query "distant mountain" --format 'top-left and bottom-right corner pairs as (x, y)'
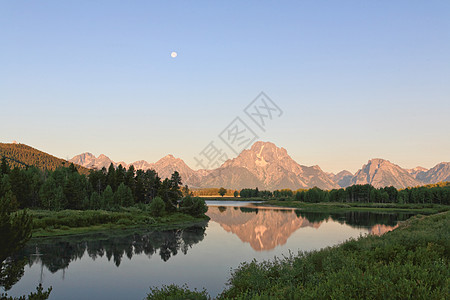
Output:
(350, 159), (422, 189)
(332, 170), (354, 188)
(126, 160), (150, 170)
(416, 162), (450, 184)
(69, 142), (449, 190)
(143, 155), (203, 187)
(406, 166), (428, 177)
(0, 143), (89, 175)
(200, 141), (338, 190)
(70, 153), (203, 185)
(70, 153), (116, 170)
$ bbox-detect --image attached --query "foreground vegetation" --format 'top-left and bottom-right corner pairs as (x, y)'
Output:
(148, 211), (450, 299)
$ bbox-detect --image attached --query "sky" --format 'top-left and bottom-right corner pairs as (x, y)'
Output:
(1, 1), (449, 174)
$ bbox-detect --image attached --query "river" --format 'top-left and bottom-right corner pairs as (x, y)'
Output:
(5, 202), (413, 299)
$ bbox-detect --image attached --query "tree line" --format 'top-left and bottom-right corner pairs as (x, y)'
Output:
(235, 183), (450, 205)
(0, 157), (207, 216)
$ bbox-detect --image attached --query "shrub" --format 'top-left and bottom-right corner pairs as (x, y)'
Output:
(180, 196), (208, 217)
(116, 218), (134, 226)
(149, 197), (165, 217)
(147, 284), (209, 300)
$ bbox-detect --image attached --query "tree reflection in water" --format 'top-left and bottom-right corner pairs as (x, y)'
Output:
(295, 211), (416, 227)
(14, 223), (207, 275)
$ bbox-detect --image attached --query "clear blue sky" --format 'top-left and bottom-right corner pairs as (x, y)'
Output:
(1, 1), (449, 173)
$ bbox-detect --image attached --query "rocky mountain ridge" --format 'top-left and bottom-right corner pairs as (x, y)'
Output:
(69, 141), (450, 190)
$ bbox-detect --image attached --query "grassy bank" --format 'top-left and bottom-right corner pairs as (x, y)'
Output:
(29, 208), (210, 238)
(264, 200), (450, 214)
(148, 211), (450, 299)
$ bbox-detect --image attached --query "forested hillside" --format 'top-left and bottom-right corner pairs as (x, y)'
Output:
(0, 143), (89, 175)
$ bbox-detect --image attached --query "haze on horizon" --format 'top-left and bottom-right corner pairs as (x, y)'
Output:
(1, 1), (449, 174)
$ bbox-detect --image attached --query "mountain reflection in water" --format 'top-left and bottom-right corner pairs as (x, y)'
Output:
(206, 206), (411, 251)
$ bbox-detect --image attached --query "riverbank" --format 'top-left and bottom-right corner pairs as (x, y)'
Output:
(263, 200), (450, 214)
(29, 208), (210, 238)
(148, 210), (450, 299)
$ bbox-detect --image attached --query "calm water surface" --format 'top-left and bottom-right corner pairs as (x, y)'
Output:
(6, 202), (414, 299)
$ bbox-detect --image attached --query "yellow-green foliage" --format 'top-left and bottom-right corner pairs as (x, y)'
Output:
(191, 188), (238, 197)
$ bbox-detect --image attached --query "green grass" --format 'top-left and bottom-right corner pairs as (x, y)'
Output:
(264, 200), (450, 214)
(29, 208), (209, 238)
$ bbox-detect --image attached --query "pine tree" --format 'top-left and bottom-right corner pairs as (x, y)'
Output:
(169, 171), (183, 202)
(102, 185), (114, 209)
(90, 192), (102, 210)
(159, 178), (176, 213)
(114, 183), (134, 208)
(1, 156), (10, 175)
(107, 163), (116, 191)
(0, 174), (12, 199)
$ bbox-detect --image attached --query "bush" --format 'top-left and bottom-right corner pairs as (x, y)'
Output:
(147, 284), (209, 300)
(180, 196), (208, 217)
(149, 197), (165, 217)
(141, 216), (156, 225)
(116, 218), (134, 226)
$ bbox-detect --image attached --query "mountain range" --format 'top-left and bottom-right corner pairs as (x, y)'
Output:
(69, 141), (450, 190)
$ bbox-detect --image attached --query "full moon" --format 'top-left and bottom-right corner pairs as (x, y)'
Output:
(171, 51), (177, 58)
